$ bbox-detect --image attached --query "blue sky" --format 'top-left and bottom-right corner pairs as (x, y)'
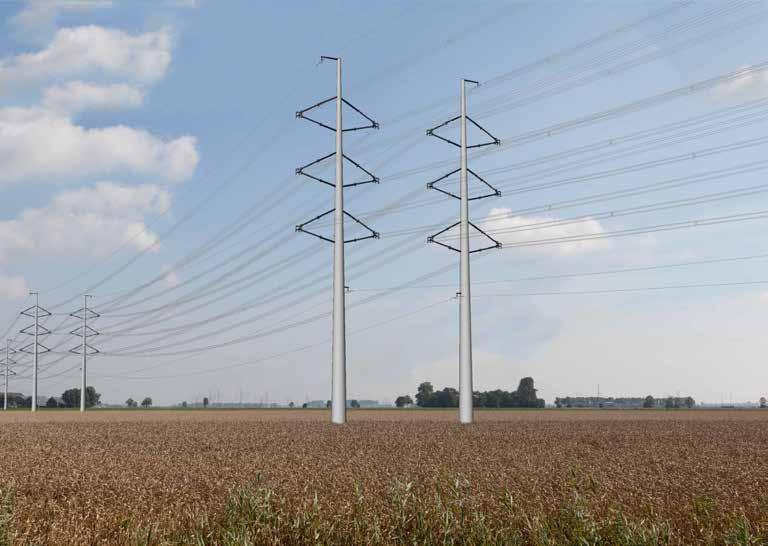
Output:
(1, 1), (768, 406)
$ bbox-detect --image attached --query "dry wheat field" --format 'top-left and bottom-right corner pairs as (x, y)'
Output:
(0, 409), (766, 545)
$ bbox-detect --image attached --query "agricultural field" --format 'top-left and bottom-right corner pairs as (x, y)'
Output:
(0, 409), (766, 545)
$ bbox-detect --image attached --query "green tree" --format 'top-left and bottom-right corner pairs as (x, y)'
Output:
(181, 401), (188, 408)
(515, 377), (540, 408)
(643, 395), (655, 409)
(684, 396), (695, 409)
(203, 397), (209, 408)
(350, 400), (360, 408)
(759, 397), (766, 408)
(84, 387), (100, 408)
(45, 396), (58, 408)
(62, 388), (79, 408)
(288, 402), (295, 408)
(415, 382), (434, 407)
(395, 395), (413, 408)
(435, 387), (459, 407)
(664, 397), (675, 409)
(61, 386), (100, 409)
(126, 398), (137, 408)
(325, 400), (331, 408)
(141, 397), (152, 408)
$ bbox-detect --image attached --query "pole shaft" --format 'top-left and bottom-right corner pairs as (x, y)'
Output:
(32, 294), (38, 412)
(459, 79), (473, 424)
(80, 295), (87, 412)
(331, 57), (346, 424)
(4, 341), (8, 411)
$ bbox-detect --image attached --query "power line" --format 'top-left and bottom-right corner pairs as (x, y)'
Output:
(474, 280), (768, 298)
(351, 252), (768, 291)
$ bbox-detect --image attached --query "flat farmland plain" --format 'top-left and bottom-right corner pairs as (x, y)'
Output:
(0, 409), (766, 545)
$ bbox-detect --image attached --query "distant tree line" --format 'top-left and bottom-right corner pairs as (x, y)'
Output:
(554, 395), (695, 409)
(1, 386), (101, 409)
(125, 397), (152, 408)
(397, 377), (545, 408)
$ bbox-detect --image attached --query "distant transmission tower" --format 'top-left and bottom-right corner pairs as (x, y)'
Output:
(295, 56), (380, 424)
(2, 339), (16, 410)
(19, 292), (51, 412)
(426, 78), (502, 424)
(69, 295), (99, 412)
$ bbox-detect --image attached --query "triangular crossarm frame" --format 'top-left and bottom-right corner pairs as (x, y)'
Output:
(296, 153), (380, 188)
(426, 116), (501, 149)
(70, 307), (100, 321)
(20, 323), (51, 337)
(426, 168), (501, 201)
(19, 342), (50, 355)
(69, 343), (100, 356)
(427, 221), (502, 254)
(296, 97), (379, 132)
(69, 325), (100, 338)
(296, 209), (379, 244)
(20, 305), (51, 319)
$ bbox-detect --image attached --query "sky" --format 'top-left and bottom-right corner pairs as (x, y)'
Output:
(1, 0), (768, 407)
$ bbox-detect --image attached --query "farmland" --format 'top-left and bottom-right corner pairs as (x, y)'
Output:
(0, 409), (766, 545)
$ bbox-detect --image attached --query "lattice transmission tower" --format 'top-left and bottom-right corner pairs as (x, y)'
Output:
(19, 291), (51, 412)
(2, 339), (16, 410)
(426, 78), (502, 424)
(295, 56), (379, 424)
(69, 294), (99, 412)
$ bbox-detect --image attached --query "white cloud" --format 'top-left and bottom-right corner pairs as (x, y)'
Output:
(711, 65), (768, 102)
(0, 182), (169, 264)
(0, 107), (198, 185)
(9, 1), (114, 44)
(0, 25), (172, 88)
(43, 81), (143, 114)
(161, 264), (180, 288)
(0, 272), (29, 301)
(478, 207), (610, 256)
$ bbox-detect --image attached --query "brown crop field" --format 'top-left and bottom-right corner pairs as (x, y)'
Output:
(0, 409), (766, 545)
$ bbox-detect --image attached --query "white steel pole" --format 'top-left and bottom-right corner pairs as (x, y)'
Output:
(459, 79), (473, 424)
(80, 294), (89, 412)
(332, 57), (347, 425)
(4, 340), (9, 411)
(32, 292), (38, 412)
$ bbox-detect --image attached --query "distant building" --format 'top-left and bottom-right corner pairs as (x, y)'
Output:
(554, 396), (695, 409)
(0, 392), (25, 408)
(303, 399), (385, 408)
(356, 400), (384, 408)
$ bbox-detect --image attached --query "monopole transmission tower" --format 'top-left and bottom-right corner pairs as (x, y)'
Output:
(426, 78), (502, 424)
(295, 56), (380, 424)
